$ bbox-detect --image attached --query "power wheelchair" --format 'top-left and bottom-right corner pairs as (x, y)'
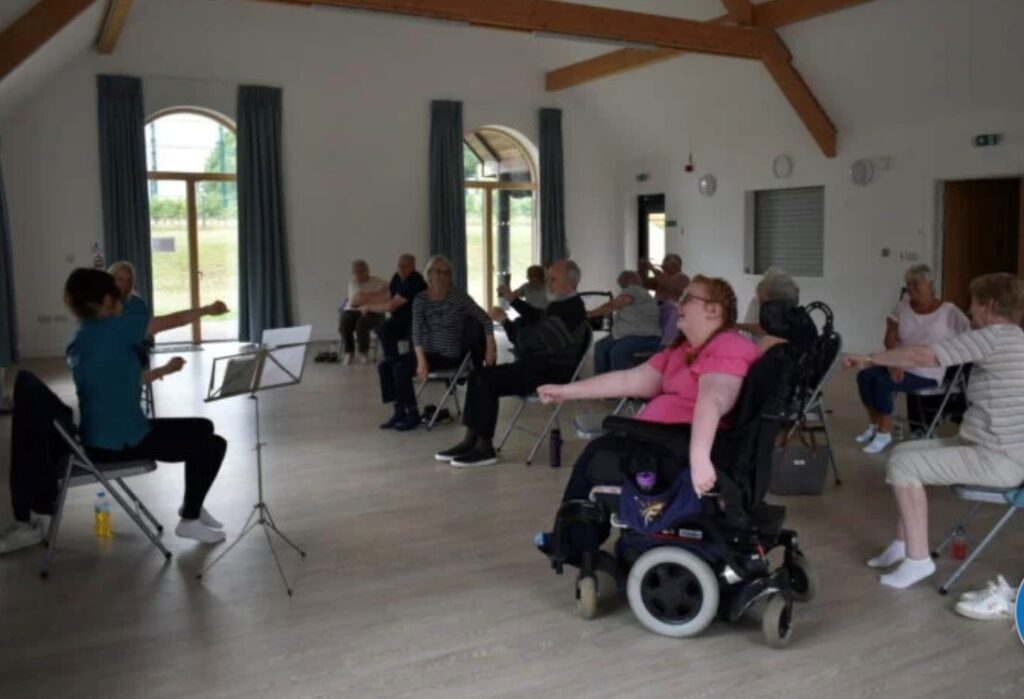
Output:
(542, 337), (817, 648)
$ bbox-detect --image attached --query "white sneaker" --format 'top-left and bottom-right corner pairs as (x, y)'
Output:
(0, 520), (45, 554)
(855, 425), (878, 444)
(342, 354), (354, 366)
(30, 511), (52, 534)
(178, 506), (223, 529)
(357, 353), (370, 365)
(175, 519), (226, 544)
(959, 575), (1017, 603)
(954, 585), (1015, 621)
(863, 432), (893, 454)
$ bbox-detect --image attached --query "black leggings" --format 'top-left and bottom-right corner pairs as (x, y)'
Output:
(86, 418), (227, 520)
(339, 310), (383, 354)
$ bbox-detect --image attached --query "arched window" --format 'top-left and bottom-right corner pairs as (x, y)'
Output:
(463, 127), (538, 310)
(146, 108), (238, 344)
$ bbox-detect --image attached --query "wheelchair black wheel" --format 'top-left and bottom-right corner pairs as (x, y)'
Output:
(789, 553), (818, 603)
(626, 547), (718, 638)
(576, 575), (599, 619)
(762, 594), (794, 648)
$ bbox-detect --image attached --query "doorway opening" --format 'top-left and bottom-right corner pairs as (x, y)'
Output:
(638, 194), (666, 264)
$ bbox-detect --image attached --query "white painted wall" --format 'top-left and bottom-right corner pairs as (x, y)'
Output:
(586, 0), (1024, 351)
(5, 0), (1024, 356)
(0, 0), (623, 357)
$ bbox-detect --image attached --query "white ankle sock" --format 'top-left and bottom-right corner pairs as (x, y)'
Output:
(867, 540), (906, 568)
(880, 557), (936, 589)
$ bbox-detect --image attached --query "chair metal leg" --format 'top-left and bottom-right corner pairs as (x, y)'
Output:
(41, 460), (75, 579)
(496, 399), (528, 452)
(939, 506), (1019, 594)
(527, 405), (563, 466)
(99, 474), (172, 561)
(931, 502), (983, 557)
(428, 379), (459, 431)
(115, 478), (164, 533)
(817, 406), (841, 485)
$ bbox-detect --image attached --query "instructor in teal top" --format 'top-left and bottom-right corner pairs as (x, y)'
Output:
(64, 268), (231, 545)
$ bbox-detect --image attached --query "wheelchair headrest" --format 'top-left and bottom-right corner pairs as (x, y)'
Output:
(759, 301), (818, 353)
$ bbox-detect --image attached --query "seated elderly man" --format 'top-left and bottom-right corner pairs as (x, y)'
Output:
(435, 259), (588, 467)
(588, 270), (662, 374)
(844, 273), (1024, 589)
(338, 259), (388, 365)
(361, 254), (428, 360)
(737, 269), (800, 339)
(640, 253), (690, 304)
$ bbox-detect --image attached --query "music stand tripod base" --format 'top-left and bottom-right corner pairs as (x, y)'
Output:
(198, 329), (312, 595)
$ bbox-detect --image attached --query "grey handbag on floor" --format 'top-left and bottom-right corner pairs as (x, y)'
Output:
(770, 427), (829, 496)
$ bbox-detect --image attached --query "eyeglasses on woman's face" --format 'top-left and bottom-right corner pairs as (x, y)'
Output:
(678, 292), (712, 306)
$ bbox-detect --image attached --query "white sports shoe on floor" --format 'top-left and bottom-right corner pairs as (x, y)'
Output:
(855, 425), (878, 443)
(178, 507), (223, 529)
(954, 584), (1015, 621)
(175, 519), (226, 544)
(959, 575), (1017, 603)
(863, 432), (893, 454)
(0, 521), (45, 554)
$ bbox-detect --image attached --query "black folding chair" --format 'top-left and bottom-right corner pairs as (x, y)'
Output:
(415, 351), (473, 430)
(43, 420), (171, 578)
(496, 326), (594, 465)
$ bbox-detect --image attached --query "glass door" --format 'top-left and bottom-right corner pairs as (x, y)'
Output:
(197, 180), (239, 341)
(491, 188), (535, 294)
(149, 179), (193, 344)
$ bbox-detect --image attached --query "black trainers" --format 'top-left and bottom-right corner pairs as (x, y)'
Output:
(451, 445), (499, 468)
(379, 411), (404, 429)
(394, 412), (423, 432)
(434, 439), (475, 462)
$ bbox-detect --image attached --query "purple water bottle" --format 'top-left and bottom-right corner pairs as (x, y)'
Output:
(636, 471), (657, 492)
(549, 428), (562, 468)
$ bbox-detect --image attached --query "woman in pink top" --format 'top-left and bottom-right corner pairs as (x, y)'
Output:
(535, 276), (760, 564)
(855, 265), (970, 454)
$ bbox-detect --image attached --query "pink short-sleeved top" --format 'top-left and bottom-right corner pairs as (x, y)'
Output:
(640, 330), (761, 425)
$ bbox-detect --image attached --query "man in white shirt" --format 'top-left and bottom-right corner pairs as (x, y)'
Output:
(339, 259), (388, 364)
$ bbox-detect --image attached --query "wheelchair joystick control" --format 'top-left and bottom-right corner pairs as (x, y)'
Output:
(636, 471), (657, 492)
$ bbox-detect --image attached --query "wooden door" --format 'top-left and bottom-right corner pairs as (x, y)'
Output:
(942, 178), (1021, 310)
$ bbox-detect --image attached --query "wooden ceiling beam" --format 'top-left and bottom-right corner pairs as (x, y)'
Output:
(301, 0), (777, 59)
(0, 0), (97, 83)
(721, 0), (754, 25)
(545, 0), (878, 91)
(96, 0), (133, 54)
(761, 37), (837, 157)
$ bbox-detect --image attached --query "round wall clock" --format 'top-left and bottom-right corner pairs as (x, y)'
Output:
(698, 174), (717, 197)
(772, 154), (794, 179)
(850, 159), (875, 186)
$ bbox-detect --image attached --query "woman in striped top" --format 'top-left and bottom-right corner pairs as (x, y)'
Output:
(845, 273), (1024, 589)
(378, 255), (495, 431)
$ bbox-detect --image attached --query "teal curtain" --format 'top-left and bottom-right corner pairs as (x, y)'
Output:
(0, 142), (18, 367)
(97, 75), (153, 305)
(429, 100), (467, 290)
(539, 108), (567, 264)
(237, 85), (292, 342)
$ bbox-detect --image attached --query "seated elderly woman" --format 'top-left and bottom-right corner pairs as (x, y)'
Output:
(378, 255), (496, 431)
(736, 268), (799, 339)
(108, 260), (150, 320)
(844, 273), (1024, 589)
(854, 264), (970, 454)
(534, 275), (760, 562)
(588, 270), (662, 374)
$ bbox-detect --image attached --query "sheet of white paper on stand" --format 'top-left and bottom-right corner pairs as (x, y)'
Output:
(260, 325), (312, 389)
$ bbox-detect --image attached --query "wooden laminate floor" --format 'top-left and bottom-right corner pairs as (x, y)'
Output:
(1, 345), (1022, 699)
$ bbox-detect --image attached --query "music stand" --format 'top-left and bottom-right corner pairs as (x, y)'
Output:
(197, 325), (312, 596)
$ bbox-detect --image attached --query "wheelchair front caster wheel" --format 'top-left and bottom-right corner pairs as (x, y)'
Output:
(789, 553), (818, 603)
(762, 594), (794, 648)
(576, 575), (599, 619)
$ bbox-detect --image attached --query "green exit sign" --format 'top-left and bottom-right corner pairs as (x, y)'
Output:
(974, 133), (1003, 147)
